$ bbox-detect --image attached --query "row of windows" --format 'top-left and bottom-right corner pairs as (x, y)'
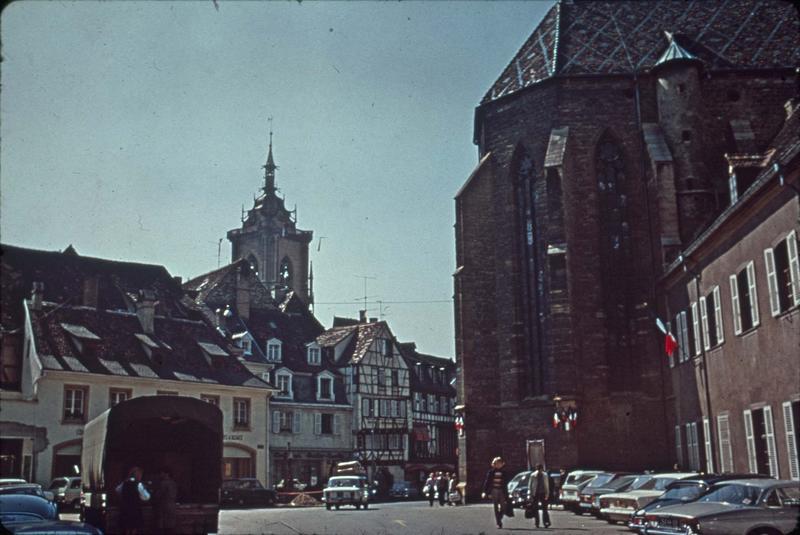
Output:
(274, 371), (334, 401)
(236, 337), (323, 366)
(675, 399), (799, 480)
(358, 432), (404, 451)
(62, 386), (251, 428)
(361, 397), (408, 419)
(271, 410), (342, 436)
(413, 392), (452, 415)
(668, 231), (799, 367)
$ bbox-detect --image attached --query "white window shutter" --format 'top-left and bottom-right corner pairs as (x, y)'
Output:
(691, 302), (701, 356)
(763, 406), (780, 478)
(334, 414), (341, 435)
(314, 413), (321, 435)
(788, 230), (800, 307)
(746, 261), (759, 327)
(718, 415), (732, 473)
(272, 410), (281, 434)
(675, 425), (683, 468)
(713, 286), (724, 344)
(699, 297), (710, 350)
(743, 410), (757, 473)
(292, 411), (301, 434)
(703, 417), (714, 473)
(764, 248), (781, 316)
(730, 274), (742, 335)
(782, 401), (799, 480)
(680, 312), (689, 363)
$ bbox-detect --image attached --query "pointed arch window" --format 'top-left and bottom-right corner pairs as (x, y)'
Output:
(246, 255), (260, 279)
(279, 257), (293, 288)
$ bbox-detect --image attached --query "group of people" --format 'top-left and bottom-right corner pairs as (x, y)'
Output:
(481, 457), (553, 529)
(115, 466), (177, 535)
(423, 471), (461, 507)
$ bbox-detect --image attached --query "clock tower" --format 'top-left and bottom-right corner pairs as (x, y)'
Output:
(227, 129), (313, 306)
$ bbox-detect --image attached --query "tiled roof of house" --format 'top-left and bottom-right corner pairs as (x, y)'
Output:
(484, 0), (799, 103)
(316, 321), (390, 365)
(29, 301), (269, 388)
(399, 343), (456, 396)
(1, 244), (191, 330)
(183, 259), (276, 311)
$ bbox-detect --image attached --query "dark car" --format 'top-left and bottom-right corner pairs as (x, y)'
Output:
(388, 481), (421, 500)
(578, 473), (639, 515)
(0, 494), (102, 534)
(220, 478), (277, 508)
(628, 473), (774, 533)
(0, 484), (54, 502)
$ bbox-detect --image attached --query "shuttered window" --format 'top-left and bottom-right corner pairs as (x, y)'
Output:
(782, 401), (799, 480)
(674, 425), (683, 468)
(730, 273), (742, 334)
(744, 409), (758, 473)
(713, 286), (724, 345)
(699, 296), (710, 350)
(763, 406), (779, 478)
(717, 414), (733, 473)
(691, 302), (701, 356)
(703, 417), (714, 473)
(747, 261), (760, 327)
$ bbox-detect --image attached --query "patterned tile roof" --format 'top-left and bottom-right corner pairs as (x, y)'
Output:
(484, 0), (799, 103)
(29, 301), (269, 388)
(316, 321), (390, 365)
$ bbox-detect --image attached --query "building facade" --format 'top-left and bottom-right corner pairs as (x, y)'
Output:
(454, 0), (798, 499)
(660, 102), (800, 479)
(0, 245), (274, 485)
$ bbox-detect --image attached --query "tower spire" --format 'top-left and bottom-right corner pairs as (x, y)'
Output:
(262, 117), (278, 194)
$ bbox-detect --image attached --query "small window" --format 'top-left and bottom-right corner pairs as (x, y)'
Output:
(307, 345), (321, 365)
(267, 339), (282, 362)
(318, 376), (333, 401)
(730, 261), (760, 334)
(109, 388), (131, 408)
(277, 372), (293, 399)
(764, 231), (800, 316)
(63, 386), (88, 422)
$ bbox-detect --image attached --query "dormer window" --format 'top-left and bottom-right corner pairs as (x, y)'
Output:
(233, 333), (254, 356)
(266, 338), (282, 362)
(317, 371), (335, 401)
(60, 323), (101, 355)
(198, 342), (229, 368)
(307, 343), (321, 365)
(275, 369), (293, 399)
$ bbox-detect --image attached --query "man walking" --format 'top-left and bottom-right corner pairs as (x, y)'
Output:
(527, 464), (551, 528)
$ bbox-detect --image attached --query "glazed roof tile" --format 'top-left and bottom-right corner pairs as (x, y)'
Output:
(485, 0), (799, 103)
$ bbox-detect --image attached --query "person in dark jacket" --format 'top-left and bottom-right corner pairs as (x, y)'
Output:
(481, 457), (511, 529)
(436, 472), (449, 506)
(115, 466), (151, 535)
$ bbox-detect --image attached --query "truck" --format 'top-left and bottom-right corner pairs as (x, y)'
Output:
(80, 395), (223, 534)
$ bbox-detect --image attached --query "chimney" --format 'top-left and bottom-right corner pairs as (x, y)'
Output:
(30, 282), (44, 311)
(359, 309), (367, 323)
(135, 289), (156, 334)
(83, 276), (99, 308)
(173, 275), (183, 286)
(235, 265), (251, 321)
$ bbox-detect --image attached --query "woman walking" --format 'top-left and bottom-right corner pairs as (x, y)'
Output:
(481, 457), (511, 529)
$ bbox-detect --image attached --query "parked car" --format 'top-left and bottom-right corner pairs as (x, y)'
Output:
(276, 478), (308, 491)
(560, 470), (605, 512)
(48, 477), (82, 510)
(388, 481), (421, 500)
(0, 494), (102, 534)
(0, 483), (55, 502)
(220, 478), (277, 508)
(599, 472), (697, 524)
(0, 478), (28, 487)
(322, 475), (370, 510)
(641, 479), (800, 535)
(629, 474), (774, 533)
(578, 473), (639, 515)
(508, 470), (532, 508)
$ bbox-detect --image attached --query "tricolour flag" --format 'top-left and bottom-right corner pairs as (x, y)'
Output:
(656, 317), (679, 358)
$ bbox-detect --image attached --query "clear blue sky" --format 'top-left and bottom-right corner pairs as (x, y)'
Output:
(1, 0), (552, 358)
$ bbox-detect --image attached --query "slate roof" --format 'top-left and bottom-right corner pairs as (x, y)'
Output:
(399, 343), (456, 397)
(1, 244), (192, 331)
(183, 259), (276, 312)
(484, 0), (799, 103)
(28, 301), (269, 388)
(316, 321), (389, 365)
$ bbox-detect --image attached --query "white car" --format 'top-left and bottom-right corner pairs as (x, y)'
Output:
(322, 476), (370, 510)
(49, 477), (82, 510)
(560, 470), (605, 512)
(599, 472), (697, 523)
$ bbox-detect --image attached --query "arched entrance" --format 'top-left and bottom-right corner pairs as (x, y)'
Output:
(222, 444), (255, 479)
(52, 440), (82, 479)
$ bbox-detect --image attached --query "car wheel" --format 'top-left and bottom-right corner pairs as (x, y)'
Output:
(355, 504), (361, 509)
(326, 504), (332, 510)
(363, 503), (369, 509)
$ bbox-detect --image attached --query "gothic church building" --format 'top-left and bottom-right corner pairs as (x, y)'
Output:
(454, 0), (798, 497)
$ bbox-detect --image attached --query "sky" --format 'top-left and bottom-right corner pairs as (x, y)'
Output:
(1, 0), (552, 358)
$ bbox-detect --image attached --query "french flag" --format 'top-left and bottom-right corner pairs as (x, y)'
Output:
(656, 317), (678, 358)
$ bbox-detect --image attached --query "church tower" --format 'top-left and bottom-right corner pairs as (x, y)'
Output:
(227, 127), (313, 306)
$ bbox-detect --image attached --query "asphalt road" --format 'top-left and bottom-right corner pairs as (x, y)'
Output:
(216, 501), (635, 535)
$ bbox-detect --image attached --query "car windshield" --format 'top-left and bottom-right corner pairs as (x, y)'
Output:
(627, 475), (653, 490)
(49, 479), (67, 490)
(565, 473), (596, 485)
(699, 483), (762, 505)
(661, 483), (704, 502)
(606, 475), (637, 491)
(637, 477), (675, 491)
(585, 474), (615, 488)
(329, 478), (361, 488)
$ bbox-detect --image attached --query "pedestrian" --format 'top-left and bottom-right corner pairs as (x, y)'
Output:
(481, 456), (511, 529)
(436, 472), (449, 506)
(527, 463), (551, 528)
(424, 472), (436, 507)
(447, 473), (459, 505)
(115, 466), (151, 535)
(154, 467), (178, 534)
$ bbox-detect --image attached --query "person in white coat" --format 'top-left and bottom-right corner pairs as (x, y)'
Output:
(527, 464), (551, 528)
